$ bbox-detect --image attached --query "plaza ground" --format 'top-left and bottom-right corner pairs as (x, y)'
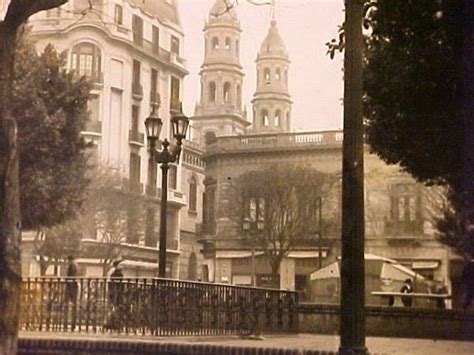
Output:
(19, 331), (473, 354)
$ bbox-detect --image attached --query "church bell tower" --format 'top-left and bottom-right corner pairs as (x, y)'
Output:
(191, 0), (249, 145)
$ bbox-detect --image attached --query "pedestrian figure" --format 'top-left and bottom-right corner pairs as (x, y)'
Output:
(462, 258), (474, 310)
(435, 283), (448, 309)
(65, 255), (78, 303)
(400, 278), (413, 307)
(65, 255), (78, 330)
(105, 260), (124, 330)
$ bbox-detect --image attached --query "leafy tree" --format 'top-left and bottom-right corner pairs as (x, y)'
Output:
(232, 164), (335, 287)
(8, 38), (91, 276)
(13, 40), (91, 230)
(327, 0), (471, 256)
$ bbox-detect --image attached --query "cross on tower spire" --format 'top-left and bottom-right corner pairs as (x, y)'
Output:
(271, 0), (275, 21)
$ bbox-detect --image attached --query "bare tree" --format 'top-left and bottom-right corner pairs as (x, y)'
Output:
(33, 220), (83, 276)
(233, 164), (335, 287)
(81, 167), (145, 276)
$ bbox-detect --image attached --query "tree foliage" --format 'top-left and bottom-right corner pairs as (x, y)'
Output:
(233, 164), (335, 284)
(12, 39), (92, 230)
(363, 0), (463, 190)
(328, 0), (470, 255)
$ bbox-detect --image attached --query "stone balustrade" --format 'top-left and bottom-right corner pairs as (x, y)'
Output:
(206, 130), (343, 155)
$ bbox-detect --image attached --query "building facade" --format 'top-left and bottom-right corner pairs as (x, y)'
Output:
(192, 0), (454, 300)
(11, 0), (206, 279)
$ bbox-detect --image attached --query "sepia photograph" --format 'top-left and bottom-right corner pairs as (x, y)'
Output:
(0, 0), (472, 354)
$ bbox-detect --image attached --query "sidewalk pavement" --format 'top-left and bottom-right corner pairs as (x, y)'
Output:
(19, 331), (474, 355)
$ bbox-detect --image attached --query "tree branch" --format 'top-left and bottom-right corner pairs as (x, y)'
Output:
(4, 0), (68, 27)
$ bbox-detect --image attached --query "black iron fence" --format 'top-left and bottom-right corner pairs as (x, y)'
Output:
(20, 277), (298, 336)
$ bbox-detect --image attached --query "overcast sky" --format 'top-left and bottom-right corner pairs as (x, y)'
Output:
(179, 0), (345, 132)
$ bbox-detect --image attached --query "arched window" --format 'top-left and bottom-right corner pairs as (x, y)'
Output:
(276, 68), (281, 80)
(212, 37), (219, 50)
(225, 37), (231, 50)
(264, 68), (271, 83)
(223, 82), (231, 102)
(189, 176), (197, 212)
(286, 111), (290, 127)
(275, 109), (281, 126)
(261, 109), (269, 126)
(236, 40), (239, 55)
(209, 81), (216, 102)
(71, 42), (101, 80)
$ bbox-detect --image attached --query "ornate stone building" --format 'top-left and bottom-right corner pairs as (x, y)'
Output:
(10, 0), (206, 279)
(193, 0), (453, 298)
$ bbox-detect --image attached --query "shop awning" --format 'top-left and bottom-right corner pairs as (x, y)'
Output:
(412, 261), (440, 270)
(287, 250), (327, 258)
(216, 250), (265, 259)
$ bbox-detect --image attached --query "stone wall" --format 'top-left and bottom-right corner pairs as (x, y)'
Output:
(298, 303), (474, 340)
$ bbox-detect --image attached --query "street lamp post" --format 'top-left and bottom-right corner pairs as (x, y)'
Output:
(145, 100), (189, 278)
(242, 216), (264, 287)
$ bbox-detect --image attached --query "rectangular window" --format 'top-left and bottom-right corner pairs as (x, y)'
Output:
(131, 105), (139, 132)
(249, 198), (257, 222)
(129, 152), (141, 188)
(114, 4), (123, 25)
(168, 165), (177, 190)
(152, 25), (160, 53)
(132, 15), (144, 46)
(144, 207), (157, 247)
(170, 76), (180, 112)
(247, 197), (265, 222)
(132, 59), (141, 94)
(189, 178), (197, 212)
(171, 35), (180, 55)
(388, 184), (422, 235)
(150, 68), (158, 104)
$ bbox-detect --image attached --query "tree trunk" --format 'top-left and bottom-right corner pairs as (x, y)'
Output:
(0, 21), (22, 355)
(270, 259), (280, 289)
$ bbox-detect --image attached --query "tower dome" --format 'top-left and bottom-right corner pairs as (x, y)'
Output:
(258, 20), (288, 59)
(209, 0), (239, 25)
(252, 20), (292, 134)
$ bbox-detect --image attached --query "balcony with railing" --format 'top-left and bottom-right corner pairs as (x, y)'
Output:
(385, 220), (424, 238)
(129, 129), (145, 146)
(206, 130), (344, 155)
